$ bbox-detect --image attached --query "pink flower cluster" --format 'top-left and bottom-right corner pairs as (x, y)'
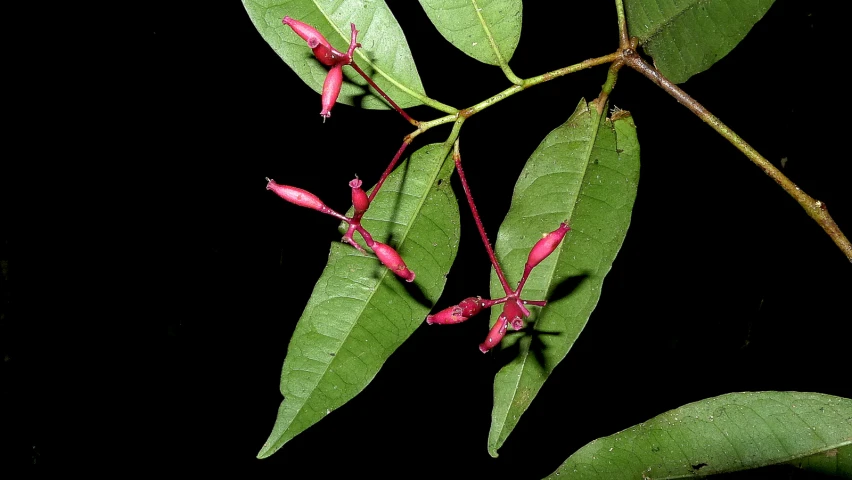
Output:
(428, 223), (570, 352)
(272, 17), (570, 352)
(267, 178), (414, 282)
(282, 17), (360, 120)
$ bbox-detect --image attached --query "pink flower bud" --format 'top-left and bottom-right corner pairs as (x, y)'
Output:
(320, 64), (343, 120)
(526, 222), (570, 269)
(503, 299), (525, 331)
(426, 297), (483, 325)
(479, 316), (508, 353)
(349, 178), (369, 215)
(266, 178), (328, 212)
(371, 242), (415, 282)
(282, 17), (338, 66)
(479, 299), (526, 352)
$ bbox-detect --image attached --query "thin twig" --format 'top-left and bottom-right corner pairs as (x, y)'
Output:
(368, 140), (410, 202)
(623, 51), (852, 261)
(349, 62), (419, 126)
(453, 140), (513, 294)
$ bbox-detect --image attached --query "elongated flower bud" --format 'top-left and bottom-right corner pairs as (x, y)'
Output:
(266, 178), (328, 212)
(526, 222), (570, 269)
(371, 242), (415, 282)
(479, 316), (508, 353)
(426, 297), (483, 325)
(282, 17), (338, 66)
(349, 178), (369, 215)
(479, 299), (526, 352)
(320, 64), (343, 120)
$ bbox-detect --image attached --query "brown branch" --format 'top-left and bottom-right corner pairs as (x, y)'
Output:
(622, 50), (852, 262)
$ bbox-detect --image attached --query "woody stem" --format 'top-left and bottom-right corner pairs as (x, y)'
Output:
(623, 51), (852, 261)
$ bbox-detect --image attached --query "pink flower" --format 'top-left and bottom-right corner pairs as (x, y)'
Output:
(349, 178), (370, 216)
(320, 64), (343, 120)
(371, 242), (415, 282)
(281, 17), (340, 66)
(426, 297), (483, 325)
(266, 178), (329, 212)
(480, 299), (524, 353)
(526, 222), (570, 269)
(479, 317), (508, 353)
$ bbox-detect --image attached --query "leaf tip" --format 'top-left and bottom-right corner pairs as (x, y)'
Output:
(487, 443), (500, 458)
(256, 434), (284, 459)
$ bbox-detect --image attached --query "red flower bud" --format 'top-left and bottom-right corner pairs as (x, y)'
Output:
(349, 178), (369, 215)
(282, 16), (338, 66)
(266, 178), (328, 212)
(479, 299), (526, 353)
(371, 242), (415, 282)
(503, 299), (525, 331)
(526, 222), (570, 270)
(426, 297), (483, 325)
(479, 316), (508, 353)
(320, 64), (343, 120)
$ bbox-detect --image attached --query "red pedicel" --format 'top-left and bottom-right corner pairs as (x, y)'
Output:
(426, 297), (483, 325)
(320, 64), (343, 120)
(526, 222), (570, 269)
(371, 242), (415, 282)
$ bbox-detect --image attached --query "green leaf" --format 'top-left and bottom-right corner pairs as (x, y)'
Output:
(544, 392), (852, 479)
(787, 444), (852, 477)
(242, 0), (426, 109)
(258, 144), (460, 458)
(487, 100), (640, 457)
(625, 0), (776, 83)
(418, 0), (522, 66)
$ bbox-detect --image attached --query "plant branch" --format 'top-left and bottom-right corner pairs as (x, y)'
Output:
(349, 61), (420, 125)
(405, 114), (459, 144)
(368, 140), (411, 202)
(624, 52), (852, 261)
(522, 53), (619, 90)
(459, 53), (620, 119)
(453, 140), (513, 295)
(347, 55), (457, 116)
(614, 0), (629, 49)
(592, 58), (624, 113)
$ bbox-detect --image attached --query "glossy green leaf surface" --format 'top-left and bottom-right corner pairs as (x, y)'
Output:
(545, 392), (852, 479)
(242, 0), (425, 109)
(418, 0), (521, 66)
(258, 144), (459, 458)
(625, 0), (775, 83)
(488, 100), (640, 457)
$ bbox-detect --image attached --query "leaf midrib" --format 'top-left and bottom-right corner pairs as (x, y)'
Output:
(491, 103), (604, 449)
(470, 0), (507, 66)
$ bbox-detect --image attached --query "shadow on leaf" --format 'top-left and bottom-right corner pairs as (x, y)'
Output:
(495, 272), (591, 372)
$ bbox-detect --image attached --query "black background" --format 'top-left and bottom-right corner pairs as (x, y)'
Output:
(3, 0), (850, 477)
